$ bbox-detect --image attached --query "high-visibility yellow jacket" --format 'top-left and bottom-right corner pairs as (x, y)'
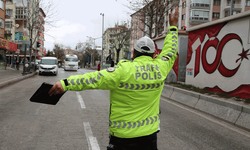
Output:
(60, 26), (178, 138)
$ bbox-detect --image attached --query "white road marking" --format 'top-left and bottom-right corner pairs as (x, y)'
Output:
(76, 92), (86, 109)
(161, 98), (250, 138)
(83, 122), (100, 150)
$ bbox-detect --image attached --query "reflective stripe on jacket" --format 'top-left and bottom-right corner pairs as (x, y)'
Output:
(60, 26), (178, 138)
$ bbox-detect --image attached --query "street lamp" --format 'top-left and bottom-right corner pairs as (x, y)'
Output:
(86, 36), (101, 49)
(86, 36), (102, 67)
(100, 13), (104, 69)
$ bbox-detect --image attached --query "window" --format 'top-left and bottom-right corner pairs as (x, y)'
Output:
(0, 0), (4, 10)
(5, 21), (12, 28)
(16, 7), (27, 19)
(6, 1), (12, 4)
(182, 14), (186, 20)
(212, 12), (220, 18)
(24, 22), (28, 28)
(0, 18), (4, 28)
(192, 10), (209, 17)
(6, 9), (13, 17)
(225, 10), (240, 17)
(192, 0), (210, 3)
(214, 0), (220, 5)
(183, 2), (186, 7)
(246, 0), (250, 6)
(190, 10), (209, 20)
(233, 11), (240, 15)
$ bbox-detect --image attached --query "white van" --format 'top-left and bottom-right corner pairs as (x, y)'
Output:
(64, 54), (78, 71)
(39, 57), (58, 76)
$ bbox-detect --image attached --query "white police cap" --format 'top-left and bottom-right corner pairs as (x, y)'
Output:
(134, 36), (155, 54)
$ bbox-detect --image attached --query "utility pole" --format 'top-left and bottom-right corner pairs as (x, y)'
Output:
(100, 13), (104, 69)
(230, 0), (233, 16)
(86, 36), (102, 67)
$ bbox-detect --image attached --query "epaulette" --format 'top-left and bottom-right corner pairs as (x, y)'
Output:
(118, 59), (131, 65)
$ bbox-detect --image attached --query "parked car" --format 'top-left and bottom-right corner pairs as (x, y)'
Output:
(35, 59), (41, 69)
(31, 59), (41, 69)
(39, 57), (58, 76)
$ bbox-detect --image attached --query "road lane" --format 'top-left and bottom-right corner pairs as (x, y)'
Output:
(0, 68), (249, 150)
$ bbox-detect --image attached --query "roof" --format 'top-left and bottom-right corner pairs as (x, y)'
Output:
(187, 10), (250, 32)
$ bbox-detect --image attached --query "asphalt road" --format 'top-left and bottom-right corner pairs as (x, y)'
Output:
(0, 68), (250, 150)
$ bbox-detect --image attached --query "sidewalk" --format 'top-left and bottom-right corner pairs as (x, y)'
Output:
(0, 65), (37, 89)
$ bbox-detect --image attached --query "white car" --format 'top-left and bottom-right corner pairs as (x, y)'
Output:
(39, 57), (58, 76)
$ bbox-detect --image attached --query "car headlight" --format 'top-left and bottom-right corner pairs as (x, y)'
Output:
(52, 66), (56, 69)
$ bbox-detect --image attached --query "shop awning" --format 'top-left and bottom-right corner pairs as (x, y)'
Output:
(0, 39), (17, 52)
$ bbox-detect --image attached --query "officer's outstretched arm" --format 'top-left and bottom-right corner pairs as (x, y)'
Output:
(158, 7), (179, 68)
(49, 67), (123, 95)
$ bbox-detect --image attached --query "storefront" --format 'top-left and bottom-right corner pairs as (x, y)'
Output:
(0, 39), (17, 70)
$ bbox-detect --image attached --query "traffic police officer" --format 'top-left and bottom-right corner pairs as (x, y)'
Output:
(49, 7), (179, 150)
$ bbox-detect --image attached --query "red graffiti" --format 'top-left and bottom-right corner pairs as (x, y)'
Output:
(205, 85), (250, 99)
(187, 23), (225, 65)
(194, 33), (244, 77)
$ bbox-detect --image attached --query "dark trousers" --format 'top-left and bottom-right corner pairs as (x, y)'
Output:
(107, 132), (158, 150)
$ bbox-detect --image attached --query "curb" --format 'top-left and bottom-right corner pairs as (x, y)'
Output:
(0, 72), (37, 89)
(161, 84), (250, 131)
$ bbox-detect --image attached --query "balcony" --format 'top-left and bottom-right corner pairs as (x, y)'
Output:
(189, 16), (209, 24)
(5, 30), (12, 35)
(6, 0), (13, 4)
(190, 3), (210, 9)
(5, 14), (11, 19)
(190, 0), (210, 9)
(15, 15), (28, 20)
(224, 4), (242, 11)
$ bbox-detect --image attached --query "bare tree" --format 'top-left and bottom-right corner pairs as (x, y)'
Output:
(126, 0), (177, 38)
(109, 22), (131, 63)
(53, 43), (64, 60)
(76, 40), (100, 67)
(19, 0), (58, 59)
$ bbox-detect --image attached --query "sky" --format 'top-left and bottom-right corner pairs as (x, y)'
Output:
(43, 0), (131, 51)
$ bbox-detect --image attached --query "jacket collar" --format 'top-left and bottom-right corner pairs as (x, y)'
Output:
(133, 56), (153, 62)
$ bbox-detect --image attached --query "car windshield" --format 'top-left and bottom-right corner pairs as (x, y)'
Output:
(65, 58), (78, 62)
(41, 59), (56, 65)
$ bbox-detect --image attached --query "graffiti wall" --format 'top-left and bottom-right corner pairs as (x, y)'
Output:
(186, 17), (250, 99)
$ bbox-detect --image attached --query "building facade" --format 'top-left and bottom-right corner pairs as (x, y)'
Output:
(0, 0), (6, 39)
(130, 0), (250, 52)
(130, 10), (144, 55)
(4, 0), (46, 67)
(179, 0), (250, 30)
(103, 23), (130, 63)
(0, 0), (18, 70)
(36, 8), (45, 59)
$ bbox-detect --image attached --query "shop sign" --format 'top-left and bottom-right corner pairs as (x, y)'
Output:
(0, 39), (18, 52)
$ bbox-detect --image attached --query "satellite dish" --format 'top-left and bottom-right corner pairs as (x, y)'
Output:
(15, 24), (19, 28)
